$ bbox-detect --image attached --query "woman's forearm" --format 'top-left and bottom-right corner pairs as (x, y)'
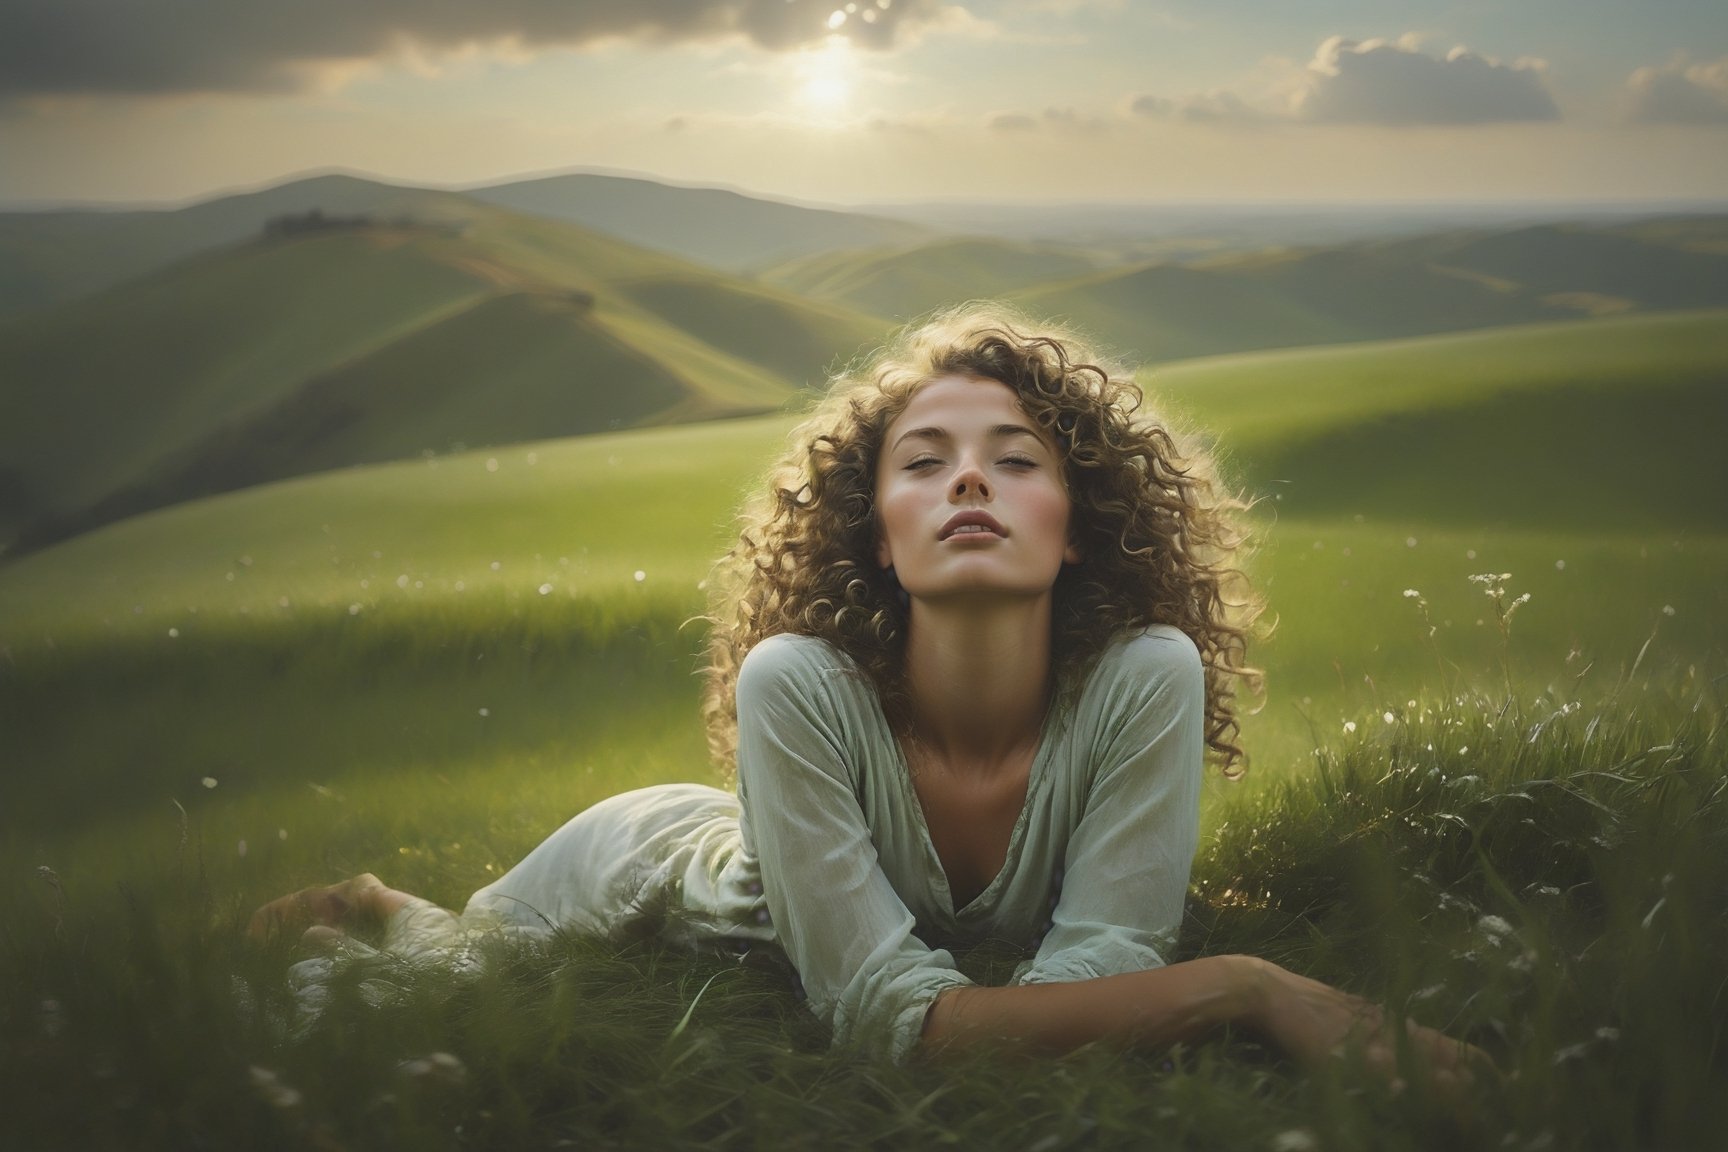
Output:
(920, 954), (1267, 1055)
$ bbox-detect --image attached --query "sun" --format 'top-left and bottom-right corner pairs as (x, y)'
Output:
(793, 38), (854, 115)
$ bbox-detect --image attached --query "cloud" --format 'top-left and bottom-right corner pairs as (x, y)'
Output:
(1130, 90), (1265, 124)
(1292, 36), (1560, 125)
(987, 111), (1040, 133)
(987, 106), (1108, 133)
(0, 0), (949, 100)
(1626, 56), (1728, 125)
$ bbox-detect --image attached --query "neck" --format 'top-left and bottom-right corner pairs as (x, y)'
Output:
(902, 592), (1054, 777)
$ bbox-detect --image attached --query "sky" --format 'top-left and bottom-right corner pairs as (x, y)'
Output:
(1, 0), (1726, 209)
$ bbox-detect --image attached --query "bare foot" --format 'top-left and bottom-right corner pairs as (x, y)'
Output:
(246, 873), (388, 942)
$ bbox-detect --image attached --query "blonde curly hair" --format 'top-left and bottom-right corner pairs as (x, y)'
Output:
(701, 302), (1263, 776)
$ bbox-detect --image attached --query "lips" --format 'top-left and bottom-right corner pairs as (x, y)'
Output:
(938, 510), (1006, 540)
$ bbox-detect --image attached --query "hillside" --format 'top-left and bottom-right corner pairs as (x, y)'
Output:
(4, 310), (1724, 648)
(0, 206), (887, 557)
(757, 237), (1111, 321)
(1152, 309), (1728, 529)
(465, 172), (932, 274)
(772, 217), (1728, 363)
(0, 172), (936, 318)
(0, 174), (489, 319)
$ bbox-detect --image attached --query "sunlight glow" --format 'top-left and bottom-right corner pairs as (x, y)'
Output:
(794, 38), (855, 117)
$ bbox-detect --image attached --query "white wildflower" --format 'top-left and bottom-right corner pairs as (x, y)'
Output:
(1343, 721), (1357, 734)
(537, 583), (553, 596)
(202, 777), (218, 789)
(486, 458), (499, 473)
(634, 570), (647, 583)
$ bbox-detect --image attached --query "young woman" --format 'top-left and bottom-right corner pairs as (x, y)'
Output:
(251, 303), (1486, 1089)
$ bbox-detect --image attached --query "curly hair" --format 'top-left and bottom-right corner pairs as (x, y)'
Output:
(701, 301), (1263, 776)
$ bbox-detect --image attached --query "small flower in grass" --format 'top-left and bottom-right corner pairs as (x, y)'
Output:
(249, 1066), (302, 1109)
(1457, 745), (1469, 755)
(1477, 914), (1514, 941)
(237, 839), (247, 858)
(278, 596), (290, 608)
(349, 603), (362, 615)
(1662, 605), (1675, 617)
(278, 828), (288, 841)
(1405, 536), (1418, 548)
(1555, 559), (1566, 571)
(486, 458), (499, 473)
(168, 627), (179, 638)
(396, 574), (409, 589)
(1269, 1130), (1318, 1152)
(634, 570), (647, 583)
(490, 561), (501, 572)
(478, 707), (489, 718)
(526, 451), (538, 465)
(1343, 721), (1357, 734)
(1466, 549), (1477, 559)
(1403, 589), (1422, 599)
(537, 583), (553, 596)
(454, 580), (466, 592)
(1382, 711), (1396, 724)
(202, 776), (218, 789)
(397, 1052), (467, 1086)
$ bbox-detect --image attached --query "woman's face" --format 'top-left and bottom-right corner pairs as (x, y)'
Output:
(874, 374), (1080, 606)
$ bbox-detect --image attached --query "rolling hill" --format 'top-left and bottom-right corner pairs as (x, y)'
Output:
(0, 204), (888, 557)
(771, 217), (1728, 363)
(464, 172), (933, 274)
(4, 310), (1723, 651)
(1151, 309), (1728, 529)
(757, 237), (1113, 321)
(0, 171), (935, 318)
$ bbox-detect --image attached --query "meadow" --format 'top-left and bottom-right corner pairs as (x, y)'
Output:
(2, 314), (1725, 1149)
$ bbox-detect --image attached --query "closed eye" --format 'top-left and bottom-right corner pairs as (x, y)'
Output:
(904, 456), (943, 471)
(999, 454), (1039, 469)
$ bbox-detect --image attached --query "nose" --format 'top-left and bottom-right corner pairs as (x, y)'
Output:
(951, 457), (991, 502)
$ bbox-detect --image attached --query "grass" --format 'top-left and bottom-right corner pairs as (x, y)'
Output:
(4, 651), (1723, 1151)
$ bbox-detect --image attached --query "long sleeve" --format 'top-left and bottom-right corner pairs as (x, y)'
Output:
(1014, 627), (1205, 986)
(733, 635), (975, 1061)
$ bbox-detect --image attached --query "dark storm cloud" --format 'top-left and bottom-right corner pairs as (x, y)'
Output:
(0, 0), (942, 99)
(1294, 36), (1560, 126)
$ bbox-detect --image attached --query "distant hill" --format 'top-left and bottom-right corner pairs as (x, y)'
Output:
(463, 172), (932, 275)
(0, 171), (935, 318)
(758, 237), (1113, 321)
(0, 174), (490, 319)
(0, 204), (887, 558)
(771, 216), (1728, 363)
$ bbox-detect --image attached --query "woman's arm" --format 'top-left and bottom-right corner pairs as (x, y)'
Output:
(923, 954), (1259, 1054)
(923, 954), (1491, 1092)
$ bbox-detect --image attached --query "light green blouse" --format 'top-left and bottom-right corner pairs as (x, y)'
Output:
(733, 624), (1205, 1062)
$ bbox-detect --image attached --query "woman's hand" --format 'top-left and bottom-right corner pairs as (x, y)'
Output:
(1239, 958), (1496, 1101)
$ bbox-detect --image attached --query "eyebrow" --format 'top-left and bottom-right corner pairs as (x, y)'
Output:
(890, 423), (1046, 452)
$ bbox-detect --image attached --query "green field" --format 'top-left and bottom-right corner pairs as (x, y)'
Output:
(2, 313), (1726, 1149)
